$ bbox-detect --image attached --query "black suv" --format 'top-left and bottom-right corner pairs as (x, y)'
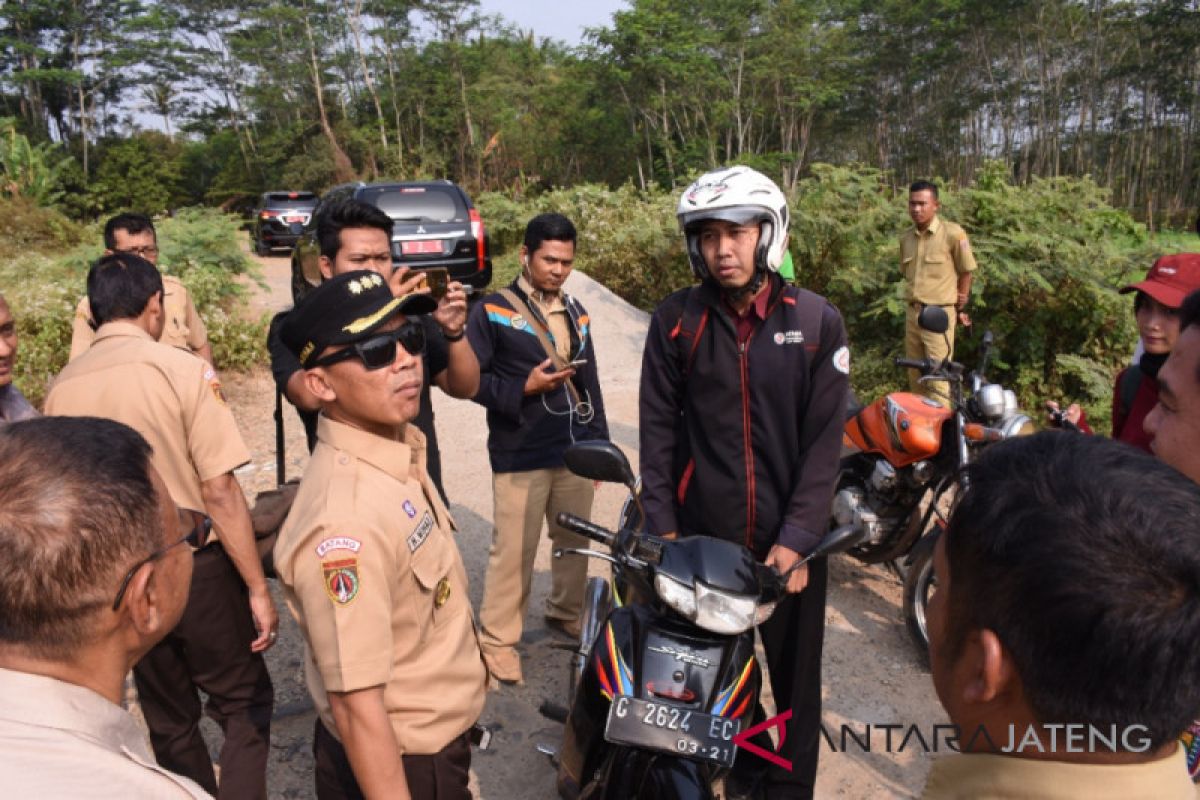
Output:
(253, 191), (319, 255)
(291, 180), (493, 302)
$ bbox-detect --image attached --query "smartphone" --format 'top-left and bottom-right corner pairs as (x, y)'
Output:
(422, 267), (450, 300)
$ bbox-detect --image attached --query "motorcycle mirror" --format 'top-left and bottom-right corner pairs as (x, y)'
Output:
(917, 305), (950, 334)
(563, 440), (637, 490)
(775, 524), (870, 584)
(808, 524), (870, 560)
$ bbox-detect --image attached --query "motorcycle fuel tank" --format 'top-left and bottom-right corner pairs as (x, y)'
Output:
(844, 392), (952, 467)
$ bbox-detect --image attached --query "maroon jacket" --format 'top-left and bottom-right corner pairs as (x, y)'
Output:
(638, 276), (849, 559)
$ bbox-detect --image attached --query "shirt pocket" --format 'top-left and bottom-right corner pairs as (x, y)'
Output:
(409, 532), (455, 642)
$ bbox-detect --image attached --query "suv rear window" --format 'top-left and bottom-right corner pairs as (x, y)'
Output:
(360, 185), (466, 223)
(264, 192), (317, 206)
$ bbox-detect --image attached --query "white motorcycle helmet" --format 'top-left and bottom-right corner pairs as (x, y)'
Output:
(676, 165), (790, 282)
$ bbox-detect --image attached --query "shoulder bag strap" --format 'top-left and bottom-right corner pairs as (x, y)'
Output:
(498, 287), (582, 406)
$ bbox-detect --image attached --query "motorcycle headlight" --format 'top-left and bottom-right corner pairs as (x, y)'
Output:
(654, 573), (697, 620)
(999, 413), (1035, 438)
(754, 599), (779, 626)
(653, 574), (762, 635)
(694, 581), (759, 635)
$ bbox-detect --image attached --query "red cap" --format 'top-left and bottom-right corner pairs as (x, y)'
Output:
(1120, 253), (1200, 309)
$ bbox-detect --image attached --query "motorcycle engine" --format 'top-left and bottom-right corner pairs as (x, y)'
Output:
(833, 459), (934, 549)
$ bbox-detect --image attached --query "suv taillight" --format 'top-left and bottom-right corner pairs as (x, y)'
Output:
(469, 208), (485, 273)
(260, 210), (278, 219)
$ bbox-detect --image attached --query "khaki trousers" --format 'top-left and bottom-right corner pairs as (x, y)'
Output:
(905, 303), (956, 406)
(479, 467), (594, 653)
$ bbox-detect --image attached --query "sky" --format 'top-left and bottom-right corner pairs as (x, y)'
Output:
(476, 0), (629, 44)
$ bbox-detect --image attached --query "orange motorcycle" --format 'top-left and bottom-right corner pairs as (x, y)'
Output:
(832, 306), (1034, 655)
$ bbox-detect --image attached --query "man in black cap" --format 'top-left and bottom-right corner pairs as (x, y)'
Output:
(273, 271), (487, 799)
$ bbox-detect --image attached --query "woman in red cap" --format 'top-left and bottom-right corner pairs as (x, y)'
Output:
(1053, 253), (1200, 452)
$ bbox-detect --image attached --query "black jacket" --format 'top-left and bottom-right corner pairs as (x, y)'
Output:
(639, 276), (848, 559)
(467, 280), (608, 473)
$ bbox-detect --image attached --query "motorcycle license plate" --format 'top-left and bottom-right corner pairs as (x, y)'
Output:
(604, 695), (740, 767)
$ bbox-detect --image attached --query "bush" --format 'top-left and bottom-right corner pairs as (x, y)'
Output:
(790, 161), (1168, 427)
(0, 196), (88, 251)
(477, 184), (686, 310)
(0, 254), (78, 406)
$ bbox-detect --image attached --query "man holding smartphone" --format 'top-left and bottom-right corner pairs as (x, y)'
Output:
(466, 212), (609, 684)
(268, 200), (479, 501)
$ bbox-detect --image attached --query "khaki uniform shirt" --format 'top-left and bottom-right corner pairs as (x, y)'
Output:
(70, 275), (208, 360)
(44, 321), (248, 513)
(275, 416), (486, 755)
(922, 746), (1194, 799)
(0, 667), (212, 798)
(519, 274), (572, 360)
(900, 215), (978, 305)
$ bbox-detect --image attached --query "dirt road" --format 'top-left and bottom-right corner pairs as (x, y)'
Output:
(223, 253), (946, 798)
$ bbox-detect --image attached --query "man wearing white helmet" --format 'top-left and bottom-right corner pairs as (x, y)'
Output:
(639, 166), (849, 798)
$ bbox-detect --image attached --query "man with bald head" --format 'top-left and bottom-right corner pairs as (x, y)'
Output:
(0, 294), (36, 425)
(0, 416), (209, 797)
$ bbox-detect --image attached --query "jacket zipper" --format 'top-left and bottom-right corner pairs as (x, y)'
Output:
(739, 338), (756, 548)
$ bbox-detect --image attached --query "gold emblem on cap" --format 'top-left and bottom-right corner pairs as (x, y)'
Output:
(368, 273), (383, 287)
(299, 342), (314, 363)
(348, 279), (363, 294)
(435, 578), (451, 608)
(342, 296), (403, 334)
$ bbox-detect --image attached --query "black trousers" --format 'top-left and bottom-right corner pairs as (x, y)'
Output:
(133, 544), (275, 799)
(313, 718), (472, 800)
(734, 555), (829, 799)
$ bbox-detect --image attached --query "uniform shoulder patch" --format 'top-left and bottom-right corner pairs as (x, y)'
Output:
(407, 512), (434, 552)
(316, 536), (362, 558)
(203, 367), (227, 404)
(833, 345), (851, 375)
(323, 558), (360, 605)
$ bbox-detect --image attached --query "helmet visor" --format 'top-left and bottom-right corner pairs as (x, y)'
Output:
(679, 206), (769, 232)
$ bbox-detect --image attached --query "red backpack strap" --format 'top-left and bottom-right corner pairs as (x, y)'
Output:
(670, 287), (710, 379)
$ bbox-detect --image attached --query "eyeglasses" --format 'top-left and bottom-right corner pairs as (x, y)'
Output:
(110, 512), (208, 611)
(310, 321), (426, 371)
(115, 245), (159, 259)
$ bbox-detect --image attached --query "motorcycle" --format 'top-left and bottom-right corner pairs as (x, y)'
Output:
(830, 305), (1034, 655)
(551, 439), (863, 800)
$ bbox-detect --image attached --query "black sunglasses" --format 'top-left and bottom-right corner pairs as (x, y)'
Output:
(311, 321), (426, 371)
(111, 511), (208, 611)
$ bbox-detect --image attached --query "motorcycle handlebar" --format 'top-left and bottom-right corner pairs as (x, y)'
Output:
(556, 512), (616, 547)
(894, 357), (933, 371)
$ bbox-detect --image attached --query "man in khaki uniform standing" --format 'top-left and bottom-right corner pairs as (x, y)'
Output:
(900, 180), (977, 404)
(45, 252), (277, 799)
(466, 213), (608, 685)
(275, 271), (486, 799)
(69, 213), (212, 364)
